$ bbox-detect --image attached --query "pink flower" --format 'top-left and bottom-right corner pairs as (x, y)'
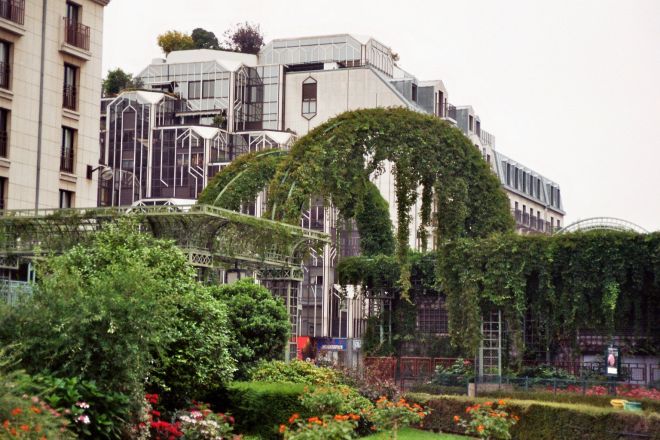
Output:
(77, 415), (91, 424)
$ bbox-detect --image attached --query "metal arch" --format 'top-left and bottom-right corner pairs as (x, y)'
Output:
(556, 217), (649, 234)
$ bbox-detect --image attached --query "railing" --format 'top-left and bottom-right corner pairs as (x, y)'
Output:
(513, 209), (522, 223)
(63, 84), (77, 111)
(0, 0), (25, 25)
(0, 61), (9, 89)
(63, 18), (90, 51)
(60, 148), (74, 173)
(444, 103), (457, 120)
(479, 129), (496, 147)
(0, 280), (32, 305)
(0, 130), (7, 158)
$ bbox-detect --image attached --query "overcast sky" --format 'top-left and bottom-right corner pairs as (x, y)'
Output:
(102, 0), (660, 231)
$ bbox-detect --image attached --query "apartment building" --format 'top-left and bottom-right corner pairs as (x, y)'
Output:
(100, 34), (565, 346)
(0, 0), (109, 211)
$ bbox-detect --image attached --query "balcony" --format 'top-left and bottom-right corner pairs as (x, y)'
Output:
(63, 84), (77, 111)
(60, 18), (91, 60)
(60, 149), (74, 173)
(443, 102), (457, 121)
(0, 130), (7, 158)
(0, 0), (24, 25)
(0, 61), (9, 89)
(479, 129), (496, 147)
(63, 18), (90, 51)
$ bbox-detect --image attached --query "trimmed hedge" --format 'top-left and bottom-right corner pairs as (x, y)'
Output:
(407, 393), (660, 440)
(224, 382), (309, 439)
(479, 390), (660, 413)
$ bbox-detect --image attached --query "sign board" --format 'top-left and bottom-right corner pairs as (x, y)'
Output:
(605, 346), (620, 378)
(316, 337), (347, 351)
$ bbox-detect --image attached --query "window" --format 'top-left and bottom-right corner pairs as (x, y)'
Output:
(0, 108), (7, 158)
(202, 80), (214, 99)
(0, 0), (25, 25)
(437, 91), (444, 116)
(523, 205), (526, 214)
(188, 81), (201, 99)
(506, 163), (511, 185)
(514, 201), (519, 211)
(469, 115), (474, 131)
(550, 216), (554, 230)
(530, 208), (534, 217)
(522, 171), (527, 193)
(59, 190), (74, 208)
(411, 83), (417, 102)
(301, 77), (317, 120)
(475, 119), (481, 136)
(557, 219), (561, 228)
(63, 64), (78, 110)
(61, 127), (75, 173)
(486, 154), (491, 164)
(66, 1), (80, 23)
(536, 178), (541, 198)
(514, 167), (519, 189)
(0, 40), (10, 89)
(556, 188), (561, 208)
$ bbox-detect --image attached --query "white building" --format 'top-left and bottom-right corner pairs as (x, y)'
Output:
(0, 0), (110, 211)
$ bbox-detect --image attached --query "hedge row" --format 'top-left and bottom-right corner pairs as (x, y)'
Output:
(223, 382), (309, 439)
(478, 390), (660, 413)
(407, 393), (660, 440)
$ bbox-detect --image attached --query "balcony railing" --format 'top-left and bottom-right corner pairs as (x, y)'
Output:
(63, 84), (77, 111)
(63, 18), (90, 51)
(0, 0), (25, 25)
(60, 148), (74, 173)
(0, 61), (9, 89)
(444, 102), (457, 120)
(480, 129), (496, 147)
(0, 130), (7, 158)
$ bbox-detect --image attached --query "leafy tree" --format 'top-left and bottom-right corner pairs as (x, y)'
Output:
(102, 68), (136, 96)
(157, 30), (195, 55)
(0, 221), (235, 407)
(192, 27), (221, 50)
(224, 21), (264, 54)
(210, 279), (289, 378)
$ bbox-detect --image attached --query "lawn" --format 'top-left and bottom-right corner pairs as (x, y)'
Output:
(364, 428), (469, 439)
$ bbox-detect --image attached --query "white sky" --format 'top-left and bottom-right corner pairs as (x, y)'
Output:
(102, 0), (660, 231)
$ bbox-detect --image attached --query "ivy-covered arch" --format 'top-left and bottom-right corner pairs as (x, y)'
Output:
(201, 108), (513, 291)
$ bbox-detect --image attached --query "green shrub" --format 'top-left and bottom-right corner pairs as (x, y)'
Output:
(249, 360), (341, 385)
(300, 385), (372, 416)
(479, 389), (660, 413)
(210, 279), (289, 378)
(224, 382), (309, 439)
(17, 374), (132, 440)
(406, 393), (660, 440)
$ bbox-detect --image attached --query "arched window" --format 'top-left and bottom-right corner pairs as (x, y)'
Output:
(301, 77), (317, 120)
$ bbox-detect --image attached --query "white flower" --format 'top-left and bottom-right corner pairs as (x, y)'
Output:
(77, 415), (91, 424)
(75, 401), (90, 409)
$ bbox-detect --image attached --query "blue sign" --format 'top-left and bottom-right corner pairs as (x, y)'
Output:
(316, 338), (347, 351)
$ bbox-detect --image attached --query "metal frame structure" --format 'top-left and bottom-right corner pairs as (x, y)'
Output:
(556, 217), (649, 234)
(0, 204), (327, 268)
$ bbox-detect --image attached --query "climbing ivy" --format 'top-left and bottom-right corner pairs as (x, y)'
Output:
(438, 231), (660, 360)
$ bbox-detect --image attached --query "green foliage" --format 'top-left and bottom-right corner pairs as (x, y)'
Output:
(17, 374), (131, 440)
(364, 428), (466, 439)
(268, 108), (513, 296)
(198, 149), (287, 210)
(224, 381), (308, 439)
(299, 385), (373, 418)
(454, 401), (518, 439)
(0, 221), (236, 410)
(157, 30), (195, 54)
(368, 396), (429, 439)
(282, 415), (359, 440)
(355, 182), (395, 256)
(439, 231), (660, 358)
(248, 360), (341, 386)
(191, 27), (220, 49)
(103, 68), (140, 96)
(407, 393), (660, 440)
(209, 279), (289, 378)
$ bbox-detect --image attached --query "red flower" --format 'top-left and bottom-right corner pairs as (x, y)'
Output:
(151, 410), (161, 418)
(11, 408), (22, 416)
(19, 425), (29, 432)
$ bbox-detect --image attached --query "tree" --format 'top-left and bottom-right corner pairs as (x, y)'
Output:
(157, 30), (195, 55)
(210, 279), (289, 378)
(103, 68), (136, 96)
(224, 22), (264, 54)
(192, 27), (221, 50)
(0, 221), (236, 406)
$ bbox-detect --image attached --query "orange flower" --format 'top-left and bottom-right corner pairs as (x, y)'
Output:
(11, 408), (22, 416)
(19, 425), (29, 432)
(513, 415), (520, 421)
(279, 424), (286, 433)
(2, 420), (9, 429)
(334, 415), (349, 421)
(348, 413), (360, 421)
(484, 401), (492, 406)
(307, 416), (321, 424)
(10, 428), (17, 436)
(453, 415), (460, 423)
(465, 406), (472, 413)
(30, 407), (41, 415)
(288, 413), (300, 424)
(477, 425), (485, 432)
(498, 399), (506, 406)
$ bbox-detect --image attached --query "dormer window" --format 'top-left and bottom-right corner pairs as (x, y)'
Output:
(302, 77), (317, 120)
